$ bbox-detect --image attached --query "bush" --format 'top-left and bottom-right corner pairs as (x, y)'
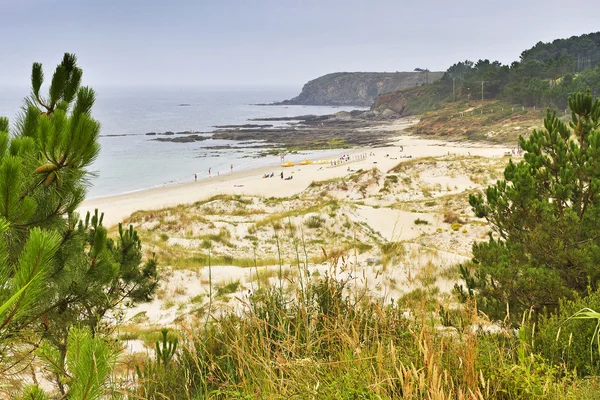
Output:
(531, 288), (600, 376)
(414, 218), (430, 225)
(451, 222), (463, 231)
(468, 91), (600, 320)
(443, 210), (463, 224)
(304, 215), (324, 229)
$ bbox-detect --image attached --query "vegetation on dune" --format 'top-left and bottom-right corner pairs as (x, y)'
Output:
(409, 99), (546, 143)
(4, 52), (600, 399)
(123, 92), (600, 399)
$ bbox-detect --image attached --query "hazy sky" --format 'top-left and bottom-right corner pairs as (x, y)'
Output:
(1, 0), (599, 88)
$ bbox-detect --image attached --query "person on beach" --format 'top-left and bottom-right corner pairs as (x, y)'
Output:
(280, 171), (284, 179)
(194, 173), (197, 182)
(208, 167), (211, 177)
(230, 164), (233, 172)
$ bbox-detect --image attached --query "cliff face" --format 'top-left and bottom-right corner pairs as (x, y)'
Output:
(279, 72), (443, 107)
(371, 86), (432, 116)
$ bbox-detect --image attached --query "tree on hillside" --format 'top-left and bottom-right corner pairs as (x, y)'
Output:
(414, 67), (430, 85)
(460, 90), (600, 321)
(520, 32), (600, 71)
(0, 54), (157, 396)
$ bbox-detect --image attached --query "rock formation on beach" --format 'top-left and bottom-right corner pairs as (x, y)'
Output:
(371, 86), (425, 115)
(277, 71), (443, 106)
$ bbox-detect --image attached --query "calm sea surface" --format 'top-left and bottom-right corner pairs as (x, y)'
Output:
(0, 86), (359, 198)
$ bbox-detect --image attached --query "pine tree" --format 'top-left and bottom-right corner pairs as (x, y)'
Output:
(463, 90), (600, 321)
(0, 54), (158, 395)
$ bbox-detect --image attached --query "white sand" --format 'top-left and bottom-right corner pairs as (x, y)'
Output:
(80, 136), (510, 226)
(352, 206), (439, 241)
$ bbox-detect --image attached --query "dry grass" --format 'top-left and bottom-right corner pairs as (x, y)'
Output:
(126, 267), (598, 399)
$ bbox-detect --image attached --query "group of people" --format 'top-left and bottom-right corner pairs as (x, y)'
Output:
(192, 147), (425, 186)
(262, 171), (293, 180)
(330, 152), (368, 167)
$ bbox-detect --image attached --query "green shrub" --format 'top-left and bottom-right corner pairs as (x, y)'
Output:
(451, 222), (463, 231)
(304, 215), (324, 229)
(215, 280), (241, 298)
(468, 92), (600, 320)
(531, 288), (600, 376)
(414, 218), (430, 225)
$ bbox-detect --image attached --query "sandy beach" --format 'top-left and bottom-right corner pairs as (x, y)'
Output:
(80, 135), (510, 226)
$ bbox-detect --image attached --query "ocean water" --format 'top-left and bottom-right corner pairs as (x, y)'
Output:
(0, 86), (360, 198)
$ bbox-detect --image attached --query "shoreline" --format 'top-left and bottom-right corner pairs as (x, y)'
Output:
(79, 135), (511, 227)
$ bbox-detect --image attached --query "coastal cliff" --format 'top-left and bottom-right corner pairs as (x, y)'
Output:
(278, 71), (443, 106)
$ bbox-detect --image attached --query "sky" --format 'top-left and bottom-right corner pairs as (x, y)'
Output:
(1, 0), (599, 88)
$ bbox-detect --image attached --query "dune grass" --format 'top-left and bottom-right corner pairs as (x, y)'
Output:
(128, 262), (599, 399)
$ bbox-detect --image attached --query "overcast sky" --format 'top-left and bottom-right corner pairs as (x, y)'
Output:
(1, 0), (599, 88)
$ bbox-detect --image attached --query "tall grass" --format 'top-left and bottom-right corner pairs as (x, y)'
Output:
(119, 194), (600, 399)
(127, 258), (599, 399)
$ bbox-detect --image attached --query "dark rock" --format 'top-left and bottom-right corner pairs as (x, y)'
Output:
(358, 111), (377, 118)
(248, 114), (329, 122)
(153, 135), (209, 143)
(379, 109), (400, 119)
(214, 124), (274, 129)
(331, 111), (352, 120)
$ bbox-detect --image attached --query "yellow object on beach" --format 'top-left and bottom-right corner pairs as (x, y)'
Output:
(299, 159), (312, 165)
(314, 160), (329, 164)
(281, 162), (294, 167)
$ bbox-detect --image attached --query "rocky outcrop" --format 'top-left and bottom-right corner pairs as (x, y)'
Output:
(371, 86), (431, 116)
(371, 91), (409, 114)
(278, 72), (443, 107)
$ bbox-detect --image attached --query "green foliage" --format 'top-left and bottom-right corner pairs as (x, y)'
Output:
(156, 328), (178, 366)
(450, 222), (463, 231)
(129, 273), (600, 399)
(215, 280), (241, 298)
(0, 54), (157, 395)
(463, 91), (600, 321)
(476, 328), (574, 399)
(304, 214), (324, 228)
(34, 326), (118, 399)
(16, 326), (118, 399)
(17, 385), (50, 400)
(530, 289), (600, 376)
(406, 32), (600, 114)
(520, 32), (600, 71)
(135, 328), (181, 398)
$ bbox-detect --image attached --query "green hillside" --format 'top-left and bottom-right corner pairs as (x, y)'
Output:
(379, 31), (600, 115)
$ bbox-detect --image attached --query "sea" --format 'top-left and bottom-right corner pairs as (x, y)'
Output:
(0, 86), (360, 199)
